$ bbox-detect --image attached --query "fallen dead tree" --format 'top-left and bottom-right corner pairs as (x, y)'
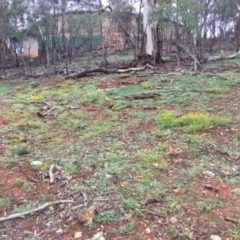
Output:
(205, 50), (240, 62)
(172, 42), (240, 70)
(65, 64), (155, 79)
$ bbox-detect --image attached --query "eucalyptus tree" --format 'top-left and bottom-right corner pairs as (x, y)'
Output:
(27, 0), (104, 70)
(0, 0), (28, 71)
(142, 0), (162, 63)
(152, 0), (215, 67)
(213, 0), (240, 51)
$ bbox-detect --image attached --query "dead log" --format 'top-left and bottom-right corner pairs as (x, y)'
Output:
(65, 65), (152, 79)
(205, 50), (240, 62)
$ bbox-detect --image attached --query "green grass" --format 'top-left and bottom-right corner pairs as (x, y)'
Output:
(122, 198), (139, 210)
(95, 213), (116, 223)
(11, 203), (35, 214)
(13, 144), (31, 156)
(0, 64), (240, 238)
(196, 199), (223, 212)
(0, 84), (11, 94)
(155, 111), (230, 133)
(0, 197), (11, 208)
(166, 195), (182, 213)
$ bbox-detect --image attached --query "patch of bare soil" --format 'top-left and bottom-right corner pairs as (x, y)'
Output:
(40, 77), (66, 87)
(97, 76), (148, 89)
(126, 120), (156, 133)
(209, 126), (234, 146)
(0, 165), (56, 210)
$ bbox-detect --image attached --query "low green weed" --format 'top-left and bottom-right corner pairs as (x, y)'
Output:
(14, 144), (31, 156)
(15, 178), (30, 190)
(0, 84), (10, 94)
(95, 213), (116, 223)
(122, 198), (139, 210)
(166, 195), (181, 213)
(196, 199), (223, 212)
(155, 111), (230, 133)
(0, 197), (10, 208)
(140, 81), (152, 89)
(84, 90), (110, 106)
(11, 203), (35, 214)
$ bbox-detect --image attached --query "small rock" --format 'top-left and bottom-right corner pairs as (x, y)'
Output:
(59, 204), (65, 210)
(145, 227), (151, 234)
(170, 216), (178, 223)
(92, 232), (104, 240)
(31, 161), (43, 166)
(77, 206), (96, 224)
(72, 205), (82, 211)
(210, 235), (222, 240)
(84, 218), (93, 226)
(49, 206), (54, 212)
(56, 228), (63, 234)
(74, 232), (82, 239)
(121, 181), (129, 187)
(105, 173), (112, 179)
(188, 232), (194, 239)
(124, 213), (132, 220)
(203, 171), (215, 177)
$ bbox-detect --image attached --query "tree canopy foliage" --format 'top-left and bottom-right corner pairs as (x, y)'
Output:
(0, 0), (240, 72)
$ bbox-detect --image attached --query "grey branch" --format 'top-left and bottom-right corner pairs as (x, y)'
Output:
(0, 200), (74, 223)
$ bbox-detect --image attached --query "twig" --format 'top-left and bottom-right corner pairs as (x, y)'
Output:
(18, 164), (38, 183)
(0, 96), (28, 103)
(224, 217), (237, 224)
(206, 73), (232, 81)
(205, 140), (240, 161)
(0, 96), (52, 107)
(204, 185), (219, 193)
(49, 164), (55, 184)
(41, 107), (56, 116)
(0, 200), (74, 222)
(141, 209), (166, 218)
(78, 148), (89, 161)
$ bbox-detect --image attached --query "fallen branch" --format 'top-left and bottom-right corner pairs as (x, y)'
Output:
(65, 65), (152, 79)
(7, 71), (25, 79)
(125, 92), (161, 100)
(172, 42), (202, 70)
(0, 97), (51, 107)
(205, 73), (232, 81)
(141, 209), (166, 218)
(224, 217), (237, 224)
(0, 200), (74, 222)
(206, 50), (240, 62)
(136, 72), (177, 77)
(49, 164), (55, 184)
(18, 164), (38, 183)
(37, 107), (56, 117)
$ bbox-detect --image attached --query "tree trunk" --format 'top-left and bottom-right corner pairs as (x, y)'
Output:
(142, 0), (161, 64)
